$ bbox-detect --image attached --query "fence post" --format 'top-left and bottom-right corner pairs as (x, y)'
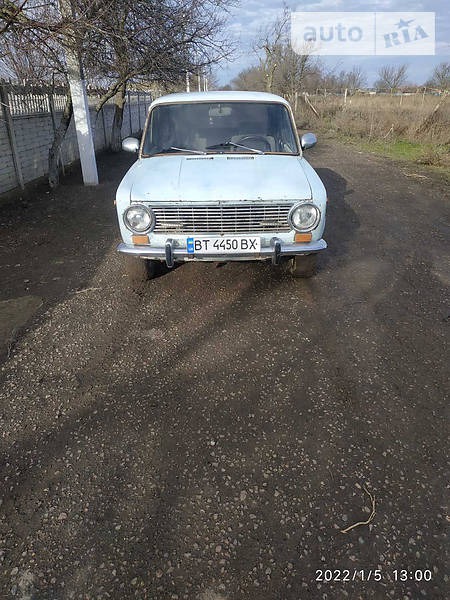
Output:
(128, 91), (132, 135)
(137, 92), (141, 131)
(0, 82), (25, 190)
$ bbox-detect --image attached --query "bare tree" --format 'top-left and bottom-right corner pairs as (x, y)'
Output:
(275, 46), (317, 110)
(345, 65), (367, 93)
(1, 1), (73, 185)
(0, 0), (102, 51)
(1, 0), (236, 185)
(0, 33), (52, 82)
(251, 6), (315, 107)
(86, 0), (235, 150)
(0, 0), (22, 34)
(0, 0), (111, 185)
(426, 62), (450, 91)
(254, 8), (289, 93)
(375, 64), (408, 93)
(231, 66), (266, 91)
(322, 65), (367, 94)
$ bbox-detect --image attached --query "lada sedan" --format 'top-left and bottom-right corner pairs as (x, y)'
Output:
(116, 91), (327, 281)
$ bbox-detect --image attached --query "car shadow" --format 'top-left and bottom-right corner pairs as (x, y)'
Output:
(314, 167), (360, 269)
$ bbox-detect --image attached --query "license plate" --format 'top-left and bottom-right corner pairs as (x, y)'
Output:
(186, 236), (261, 254)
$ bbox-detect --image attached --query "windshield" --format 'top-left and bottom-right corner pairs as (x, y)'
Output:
(142, 101), (299, 156)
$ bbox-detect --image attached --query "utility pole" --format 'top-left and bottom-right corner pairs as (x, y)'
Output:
(59, 0), (98, 185)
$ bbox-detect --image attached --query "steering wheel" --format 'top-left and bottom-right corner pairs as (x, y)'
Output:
(236, 134), (272, 152)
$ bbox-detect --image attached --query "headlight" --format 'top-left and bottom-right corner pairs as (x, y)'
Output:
(123, 204), (154, 233)
(289, 203), (320, 232)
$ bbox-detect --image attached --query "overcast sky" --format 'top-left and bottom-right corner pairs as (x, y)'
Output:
(216, 0), (449, 86)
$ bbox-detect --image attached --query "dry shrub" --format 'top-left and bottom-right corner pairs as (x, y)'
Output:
(417, 146), (450, 168)
(298, 93), (450, 146)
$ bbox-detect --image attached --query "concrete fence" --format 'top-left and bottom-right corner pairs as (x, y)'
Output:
(0, 82), (152, 195)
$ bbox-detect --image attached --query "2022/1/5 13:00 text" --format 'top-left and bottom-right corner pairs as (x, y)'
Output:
(315, 569), (433, 582)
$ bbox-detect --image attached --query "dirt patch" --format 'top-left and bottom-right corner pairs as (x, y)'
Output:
(0, 151), (134, 365)
(0, 140), (449, 600)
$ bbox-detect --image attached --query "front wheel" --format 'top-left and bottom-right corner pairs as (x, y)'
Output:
(290, 254), (318, 278)
(125, 256), (159, 286)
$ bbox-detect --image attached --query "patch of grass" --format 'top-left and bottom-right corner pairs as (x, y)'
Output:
(358, 139), (449, 167)
(330, 132), (450, 178)
(360, 139), (424, 161)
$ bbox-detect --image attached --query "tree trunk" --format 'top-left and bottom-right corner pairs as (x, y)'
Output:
(48, 93), (73, 189)
(95, 78), (126, 113)
(110, 82), (126, 152)
(266, 62), (277, 93)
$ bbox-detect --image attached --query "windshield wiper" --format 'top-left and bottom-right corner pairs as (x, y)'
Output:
(168, 146), (206, 155)
(206, 140), (264, 155)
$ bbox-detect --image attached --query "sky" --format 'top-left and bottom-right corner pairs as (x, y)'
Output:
(215, 0), (449, 86)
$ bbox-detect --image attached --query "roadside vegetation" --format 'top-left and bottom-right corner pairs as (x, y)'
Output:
(228, 8), (450, 173)
(299, 93), (450, 172)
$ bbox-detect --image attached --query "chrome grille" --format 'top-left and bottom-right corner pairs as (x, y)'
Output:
(152, 204), (293, 234)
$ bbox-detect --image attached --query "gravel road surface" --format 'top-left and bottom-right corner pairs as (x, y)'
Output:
(0, 142), (448, 600)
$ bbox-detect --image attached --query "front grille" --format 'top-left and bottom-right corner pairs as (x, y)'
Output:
(152, 204), (294, 234)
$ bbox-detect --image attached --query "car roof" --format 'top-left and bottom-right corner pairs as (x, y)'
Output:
(149, 91), (291, 108)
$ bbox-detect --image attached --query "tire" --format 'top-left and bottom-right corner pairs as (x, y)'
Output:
(290, 253), (318, 278)
(125, 256), (158, 286)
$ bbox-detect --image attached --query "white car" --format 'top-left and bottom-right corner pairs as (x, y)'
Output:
(116, 91), (327, 281)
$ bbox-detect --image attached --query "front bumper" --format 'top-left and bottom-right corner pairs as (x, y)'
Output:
(117, 237), (327, 268)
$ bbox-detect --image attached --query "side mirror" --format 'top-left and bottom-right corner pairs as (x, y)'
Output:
(300, 132), (317, 150)
(122, 137), (140, 153)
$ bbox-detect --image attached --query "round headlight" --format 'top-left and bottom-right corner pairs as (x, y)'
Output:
(289, 203), (320, 232)
(123, 205), (154, 233)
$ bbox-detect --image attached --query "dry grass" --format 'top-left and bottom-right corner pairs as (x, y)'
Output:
(297, 93), (450, 168)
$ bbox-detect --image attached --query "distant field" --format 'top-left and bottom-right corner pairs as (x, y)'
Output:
(298, 93), (450, 170)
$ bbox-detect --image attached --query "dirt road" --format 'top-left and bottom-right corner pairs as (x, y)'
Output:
(0, 142), (448, 599)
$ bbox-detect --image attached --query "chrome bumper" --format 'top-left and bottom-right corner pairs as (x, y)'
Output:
(118, 238), (327, 268)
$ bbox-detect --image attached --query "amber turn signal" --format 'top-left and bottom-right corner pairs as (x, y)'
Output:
(294, 232), (312, 243)
(132, 234), (149, 245)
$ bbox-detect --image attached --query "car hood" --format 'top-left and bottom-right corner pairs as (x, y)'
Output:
(128, 154), (312, 203)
